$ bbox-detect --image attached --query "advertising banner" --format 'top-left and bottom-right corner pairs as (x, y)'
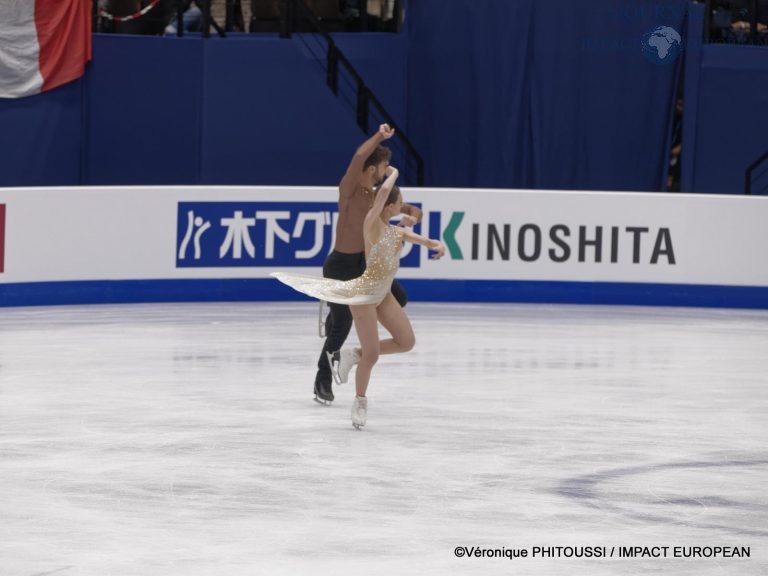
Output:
(0, 186), (766, 307)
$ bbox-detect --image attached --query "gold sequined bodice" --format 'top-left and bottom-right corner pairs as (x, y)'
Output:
(361, 224), (404, 285)
(271, 225), (404, 306)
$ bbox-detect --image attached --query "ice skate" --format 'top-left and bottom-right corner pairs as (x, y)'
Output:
(313, 379), (334, 406)
(351, 395), (367, 429)
(326, 347), (361, 385)
(318, 300), (328, 338)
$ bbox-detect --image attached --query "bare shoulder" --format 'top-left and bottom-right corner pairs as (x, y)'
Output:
(365, 220), (387, 245)
(339, 179), (359, 199)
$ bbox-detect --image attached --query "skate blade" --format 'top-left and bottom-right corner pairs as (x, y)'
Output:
(352, 422), (364, 430)
(314, 396), (332, 406)
(326, 351), (342, 385)
(318, 301), (327, 338)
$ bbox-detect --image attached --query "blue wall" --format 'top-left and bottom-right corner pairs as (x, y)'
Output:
(405, 0), (689, 190)
(86, 34), (378, 186)
(85, 36), (203, 185)
(692, 47), (768, 194)
(682, 5), (768, 194)
(0, 33), (405, 188)
(0, 77), (85, 187)
(1, 3), (767, 193)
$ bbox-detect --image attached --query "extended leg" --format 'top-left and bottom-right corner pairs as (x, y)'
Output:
(349, 304), (379, 429)
(350, 304), (380, 398)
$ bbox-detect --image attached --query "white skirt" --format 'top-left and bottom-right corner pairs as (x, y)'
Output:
(271, 272), (391, 306)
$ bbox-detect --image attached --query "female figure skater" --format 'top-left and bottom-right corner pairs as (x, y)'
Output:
(272, 167), (446, 428)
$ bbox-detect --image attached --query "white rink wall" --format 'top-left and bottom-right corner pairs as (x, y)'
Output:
(0, 186), (766, 307)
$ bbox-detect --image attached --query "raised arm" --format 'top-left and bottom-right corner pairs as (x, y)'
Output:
(366, 166), (399, 225)
(339, 123), (395, 195)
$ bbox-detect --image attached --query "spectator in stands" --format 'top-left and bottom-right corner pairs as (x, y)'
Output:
(145, 0), (178, 34)
(165, 0), (202, 35)
(728, 0), (768, 42)
(341, 0), (398, 31)
(754, 0), (768, 43)
(710, 0), (768, 43)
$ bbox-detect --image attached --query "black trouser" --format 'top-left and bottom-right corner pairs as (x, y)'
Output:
(315, 250), (408, 386)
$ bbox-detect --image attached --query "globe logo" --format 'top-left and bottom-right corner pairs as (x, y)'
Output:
(641, 26), (682, 65)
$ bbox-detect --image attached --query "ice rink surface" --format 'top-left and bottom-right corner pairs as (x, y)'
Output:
(0, 301), (766, 575)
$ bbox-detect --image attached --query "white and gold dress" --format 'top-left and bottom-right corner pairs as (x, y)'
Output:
(271, 225), (404, 306)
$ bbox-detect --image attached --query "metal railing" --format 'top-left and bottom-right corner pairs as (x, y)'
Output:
(280, 0), (424, 186)
(745, 151), (768, 195)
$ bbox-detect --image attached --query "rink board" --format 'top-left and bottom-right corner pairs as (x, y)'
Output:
(0, 186), (766, 308)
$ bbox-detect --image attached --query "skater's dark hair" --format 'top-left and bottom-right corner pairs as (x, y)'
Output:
(364, 145), (392, 170)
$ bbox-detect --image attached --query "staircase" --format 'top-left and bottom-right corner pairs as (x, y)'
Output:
(277, 0), (424, 186)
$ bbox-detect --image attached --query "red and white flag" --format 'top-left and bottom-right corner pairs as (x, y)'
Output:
(0, 0), (92, 99)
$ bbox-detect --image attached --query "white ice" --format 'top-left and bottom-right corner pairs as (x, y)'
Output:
(0, 302), (766, 575)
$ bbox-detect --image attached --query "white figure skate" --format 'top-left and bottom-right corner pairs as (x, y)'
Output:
(351, 395), (368, 429)
(326, 347), (361, 385)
